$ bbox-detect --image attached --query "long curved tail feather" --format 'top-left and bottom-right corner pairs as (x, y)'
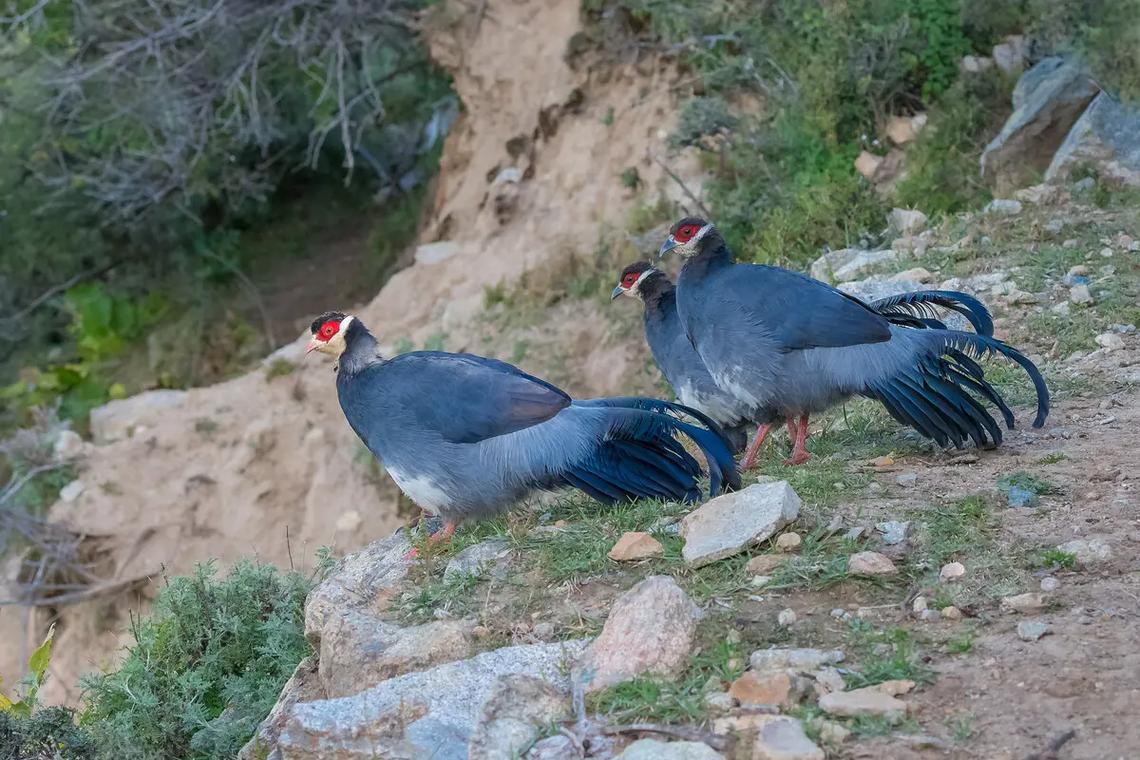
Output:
(871, 290), (994, 336)
(567, 398), (741, 502)
(864, 331), (1049, 450)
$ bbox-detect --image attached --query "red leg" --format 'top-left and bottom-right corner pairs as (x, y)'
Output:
(740, 423), (774, 470)
(404, 518), (457, 559)
(783, 414), (812, 466)
(785, 417), (797, 441)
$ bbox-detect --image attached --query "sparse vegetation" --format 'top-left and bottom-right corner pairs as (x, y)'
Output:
(79, 561), (315, 759)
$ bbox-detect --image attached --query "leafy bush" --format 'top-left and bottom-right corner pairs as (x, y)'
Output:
(0, 707), (94, 760)
(79, 561), (314, 759)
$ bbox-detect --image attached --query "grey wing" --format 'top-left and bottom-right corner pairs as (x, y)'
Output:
(383, 352), (572, 444)
(718, 265), (891, 349)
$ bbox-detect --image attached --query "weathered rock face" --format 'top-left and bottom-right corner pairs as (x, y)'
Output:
(615, 738), (724, 759)
(981, 57), (1099, 189)
(444, 539), (513, 582)
(1046, 92), (1140, 187)
(318, 614), (477, 699)
(467, 674), (572, 760)
(809, 248), (899, 283)
(575, 576), (702, 692)
(680, 481), (801, 567)
(277, 639), (589, 759)
(239, 656), (323, 760)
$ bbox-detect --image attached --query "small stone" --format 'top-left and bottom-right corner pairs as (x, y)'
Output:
(847, 551), (898, 576)
(576, 576), (702, 692)
(816, 720), (850, 746)
(704, 690), (735, 714)
(608, 531), (665, 561)
(1099, 246), (1114, 258)
(941, 606), (962, 620)
(912, 596), (928, 614)
(960, 55), (994, 73)
(751, 575), (773, 588)
(730, 670), (794, 706)
(751, 716), (825, 760)
(870, 455), (895, 468)
(1095, 332), (1126, 351)
(812, 667), (846, 694)
(776, 532), (802, 552)
(1001, 592), (1046, 613)
(59, 479), (85, 503)
(888, 208), (928, 235)
(1065, 264), (1090, 280)
(984, 199), (1023, 216)
(890, 267), (933, 283)
(750, 648), (845, 672)
(681, 481), (801, 567)
(53, 430), (85, 460)
(748, 555), (785, 575)
(844, 526), (867, 541)
(444, 539), (513, 582)
(532, 622), (555, 641)
(855, 151), (883, 179)
(939, 562), (966, 582)
(819, 687), (907, 721)
(1069, 284), (1094, 304)
(1051, 302), (1071, 316)
(1062, 237), (1078, 248)
(778, 609), (797, 627)
(615, 738), (724, 760)
(1056, 538), (1113, 565)
(876, 679), (916, 697)
(1017, 621), (1049, 642)
(886, 114), (924, 145)
(895, 471), (917, 487)
(1040, 576), (1061, 592)
(918, 608), (941, 623)
(876, 520), (910, 546)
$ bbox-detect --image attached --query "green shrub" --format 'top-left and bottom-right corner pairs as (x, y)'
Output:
(79, 561), (313, 759)
(0, 707), (95, 760)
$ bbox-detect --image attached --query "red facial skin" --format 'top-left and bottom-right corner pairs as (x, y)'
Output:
(672, 223), (701, 243)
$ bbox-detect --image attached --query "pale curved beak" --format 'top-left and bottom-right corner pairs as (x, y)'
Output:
(305, 337), (322, 354)
(657, 235), (678, 259)
(610, 285), (624, 301)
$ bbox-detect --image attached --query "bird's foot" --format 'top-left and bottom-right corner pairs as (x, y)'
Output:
(404, 518), (457, 560)
(782, 449), (812, 466)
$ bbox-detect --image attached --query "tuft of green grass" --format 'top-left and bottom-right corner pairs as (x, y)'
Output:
(1032, 548), (1077, 571)
(264, 358), (296, 380)
(997, 471), (1058, 497)
(948, 713), (976, 742)
(945, 629), (976, 655)
(1037, 452), (1067, 465)
(766, 531), (861, 592)
(389, 573), (482, 623)
(843, 624), (935, 689)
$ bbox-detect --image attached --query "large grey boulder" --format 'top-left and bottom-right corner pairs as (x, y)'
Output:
(1046, 91), (1140, 187)
(276, 639), (589, 759)
(981, 57), (1099, 188)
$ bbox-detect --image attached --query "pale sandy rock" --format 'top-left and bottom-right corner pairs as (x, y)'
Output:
(960, 55), (994, 73)
(239, 656), (323, 760)
(751, 715), (824, 760)
(875, 679), (916, 697)
(747, 554), (785, 575)
(59, 480), (85, 503)
(89, 389), (188, 443)
(847, 551), (898, 576)
(1001, 592), (1046, 613)
(575, 576), (701, 692)
(608, 531), (664, 561)
(939, 562), (966, 581)
(750, 648), (845, 672)
(775, 532), (802, 552)
(855, 151), (883, 179)
(890, 267), (933, 283)
(819, 687), (907, 721)
(52, 430), (85, 460)
(615, 738), (723, 759)
(681, 481), (801, 567)
(888, 207), (928, 235)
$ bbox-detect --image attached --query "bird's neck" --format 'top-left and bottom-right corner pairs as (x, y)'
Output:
(640, 277), (675, 316)
(684, 235), (733, 278)
(339, 325), (384, 376)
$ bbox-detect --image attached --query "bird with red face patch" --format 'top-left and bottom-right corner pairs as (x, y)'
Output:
(611, 259), (1003, 468)
(657, 217), (1050, 464)
(306, 311), (740, 551)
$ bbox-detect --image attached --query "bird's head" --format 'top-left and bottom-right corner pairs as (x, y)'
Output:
(306, 311), (355, 358)
(658, 216), (715, 259)
(611, 261), (659, 301)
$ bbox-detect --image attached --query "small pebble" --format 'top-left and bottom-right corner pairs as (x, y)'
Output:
(912, 596), (928, 614)
(1017, 621), (1049, 642)
(1040, 577), (1061, 592)
(942, 606), (963, 620)
(1069, 284), (1094, 304)
(776, 532), (803, 552)
(778, 608), (797, 627)
(830, 608), (848, 620)
(940, 562), (966, 582)
(895, 471), (918, 487)
(532, 622), (555, 640)
(751, 575), (773, 588)
(919, 609), (941, 623)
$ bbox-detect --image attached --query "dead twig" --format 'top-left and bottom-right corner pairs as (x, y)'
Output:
(1023, 729), (1076, 760)
(650, 152), (712, 219)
